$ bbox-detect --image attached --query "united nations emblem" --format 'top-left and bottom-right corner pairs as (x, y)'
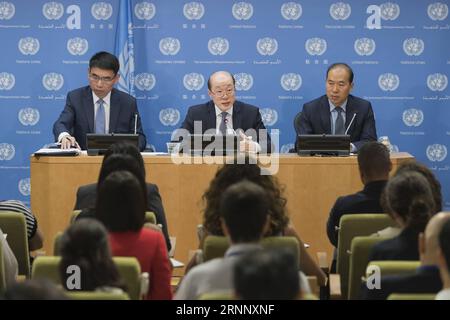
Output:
(0, 1), (15, 20)
(280, 73), (302, 91)
(329, 2), (351, 20)
(135, 73), (156, 91)
(183, 73), (204, 91)
(159, 37), (181, 56)
(378, 73), (400, 91)
(18, 107), (40, 126)
(0, 72), (15, 90)
(256, 37), (278, 56)
(208, 37), (229, 56)
(42, 72), (64, 91)
(183, 2), (205, 20)
(134, 2), (156, 20)
(426, 144), (447, 162)
(380, 2), (400, 20)
(18, 37), (40, 55)
(354, 38), (376, 56)
(427, 73), (448, 92)
(0, 143), (15, 161)
(67, 37), (89, 56)
(305, 37), (327, 56)
(402, 108), (424, 127)
(281, 143), (295, 154)
(428, 2), (448, 21)
(159, 108), (180, 126)
(234, 73), (253, 91)
(403, 38), (424, 56)
(260, 108), (278, 127)
(18, 178), (30, 196)
(280, 2), (302, 21)
(91, 2), (113, 20)
(42, 2), (64, 20)
(232, 2), (253, 20)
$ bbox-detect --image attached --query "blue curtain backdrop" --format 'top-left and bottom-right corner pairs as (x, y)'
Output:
(0, 0), (449, 209)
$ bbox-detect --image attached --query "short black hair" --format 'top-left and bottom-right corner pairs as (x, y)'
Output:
(3, 280), (68, 300)
(326, 62), (354, 83)
(207, 71), (236, 90)
(439, 219), (450, 273)
(219, 180), (269, 243)
(234, 248), (300, 300)
(89, 51), (119, 75)
(357, 142), (391, 179)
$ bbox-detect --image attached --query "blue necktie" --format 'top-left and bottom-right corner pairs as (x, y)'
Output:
(219, 112), (228, 135)
(335, 107), (345, 135)
(95, 99), (105, 134)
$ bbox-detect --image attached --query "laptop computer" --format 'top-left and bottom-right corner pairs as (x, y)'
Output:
(86, 133), (139, 155)
(180, 134), (240, 156)
(296, 134), (351, 156)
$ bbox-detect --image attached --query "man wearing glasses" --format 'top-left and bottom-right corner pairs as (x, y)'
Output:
(53, 51), (147, 151)
(180, 71), (270, 153)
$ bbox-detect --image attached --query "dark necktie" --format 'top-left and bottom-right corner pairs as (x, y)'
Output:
(334, 107), (345, 135)
(219, 112), (228, 135)
(95, 99), (105, 134)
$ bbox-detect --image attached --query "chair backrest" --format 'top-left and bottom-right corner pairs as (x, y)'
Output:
(387, 293), (436, 300)
(65, 291), (130, 300)
(366, 260), (420, 279)
(293, 112), (302, 136)
(347, 236), (387, 300)
(202, 236), (299, 266)
(0, 236), (6, 294)
(336, 213), (396, 298)
(31, 256), (143, 300)
(0, 211), (30, 277)
(71, 211), (156, 225)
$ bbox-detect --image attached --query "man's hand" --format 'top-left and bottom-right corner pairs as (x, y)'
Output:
(239, 131), (257, 153)
(61, 135), (80, 149)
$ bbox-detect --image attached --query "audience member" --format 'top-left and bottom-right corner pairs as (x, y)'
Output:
(0, 227), (18, 287)
(2, 279), (67, 300)
(436, 218), (450, 300)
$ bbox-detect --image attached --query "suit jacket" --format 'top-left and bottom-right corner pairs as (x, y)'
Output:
(368, 226), (421, 262)
(298, 95), (377, 151)
(327, 180), (387, 247)
(180, 100), (271, 152)
(74, 183), (171, 252)
(53, 86), (146, 151)
(361, 265), (442, 300)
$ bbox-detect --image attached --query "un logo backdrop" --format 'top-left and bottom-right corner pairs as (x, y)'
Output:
(0, 0), (449, 209)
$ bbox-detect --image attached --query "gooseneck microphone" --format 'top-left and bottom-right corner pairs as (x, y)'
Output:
(134, 113), (138, 135)
(344, 113), (356, 135)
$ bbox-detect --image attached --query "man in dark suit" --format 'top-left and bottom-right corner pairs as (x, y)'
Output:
(362, 212), (450, 300)
(298, 63), (377, 152)
(179, 71), (271, 153)
(53, 51), (146, 151)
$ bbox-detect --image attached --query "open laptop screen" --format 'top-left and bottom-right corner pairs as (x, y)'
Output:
(86, 133), (139, 155)
(296, 134), (350, 156)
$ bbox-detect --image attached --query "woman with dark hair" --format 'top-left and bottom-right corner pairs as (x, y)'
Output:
(97, 170), (172, 300)
(369, 171), (435, 261)
(189, 158), (326, 286)
(59, 218), (125, 293)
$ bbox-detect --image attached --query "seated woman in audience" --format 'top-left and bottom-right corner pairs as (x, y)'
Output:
(59, 218), (125, 294)
(187, 157), (326, 286)
(74, 142), (171, 252)
(96, 170), (172, 300)
(0, 227), (18, 287)
(369, 171), (435, 261)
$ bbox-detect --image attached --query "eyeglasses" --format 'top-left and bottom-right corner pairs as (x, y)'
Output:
(211, 88), (235, 97)
(89, 74), (115, 83)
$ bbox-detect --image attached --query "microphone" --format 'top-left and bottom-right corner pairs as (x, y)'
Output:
(134, 113), (138, 135)
(344, 113), (356, 135)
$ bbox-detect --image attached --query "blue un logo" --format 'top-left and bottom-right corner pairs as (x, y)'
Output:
(257, 37), (278, 56)
(428, 2), (448, 21)
(426, 144), (447, 162)
(18, 108), (40, 126)
(305, 38), (327, 56)
(42, 2), (64, 20)
(18, 178), (31, 196)
(134, 2), (156, 20)
(42, 72), (64, 91)
(260, 108), (278, 127)
(281, 2), (302, 20)
(91, 2), (113, 20)
(354, 38), (376, 56)
(0, 72), (15, 90)
(380, 2), (400, 20)
(329, 2), (351, 20)
(159, 37), (181, 56)
(183, 73), (204, 91)
(159, 108), (180, 127)
(135, 73), (156, 91)
(234, 73), (253, 91)
(427, 73), (448, 92)
(280, 73), (302, 91)
(208, 37), (229, 56)
(183, 2), (205, 20)
(67, 37), (89, 56)
(281, 143), (295, 154)
(378, 73), (400, 91)
(18, 37), (40, 55)
(403, 38), (424, 56)
(0, 143), (15, 161)
(0, 1), (15, 20)
(402, 108), (424, 127)
(232, 2), (253, 20)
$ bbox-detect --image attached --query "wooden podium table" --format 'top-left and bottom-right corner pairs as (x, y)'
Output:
(30, 153), (413, 270)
